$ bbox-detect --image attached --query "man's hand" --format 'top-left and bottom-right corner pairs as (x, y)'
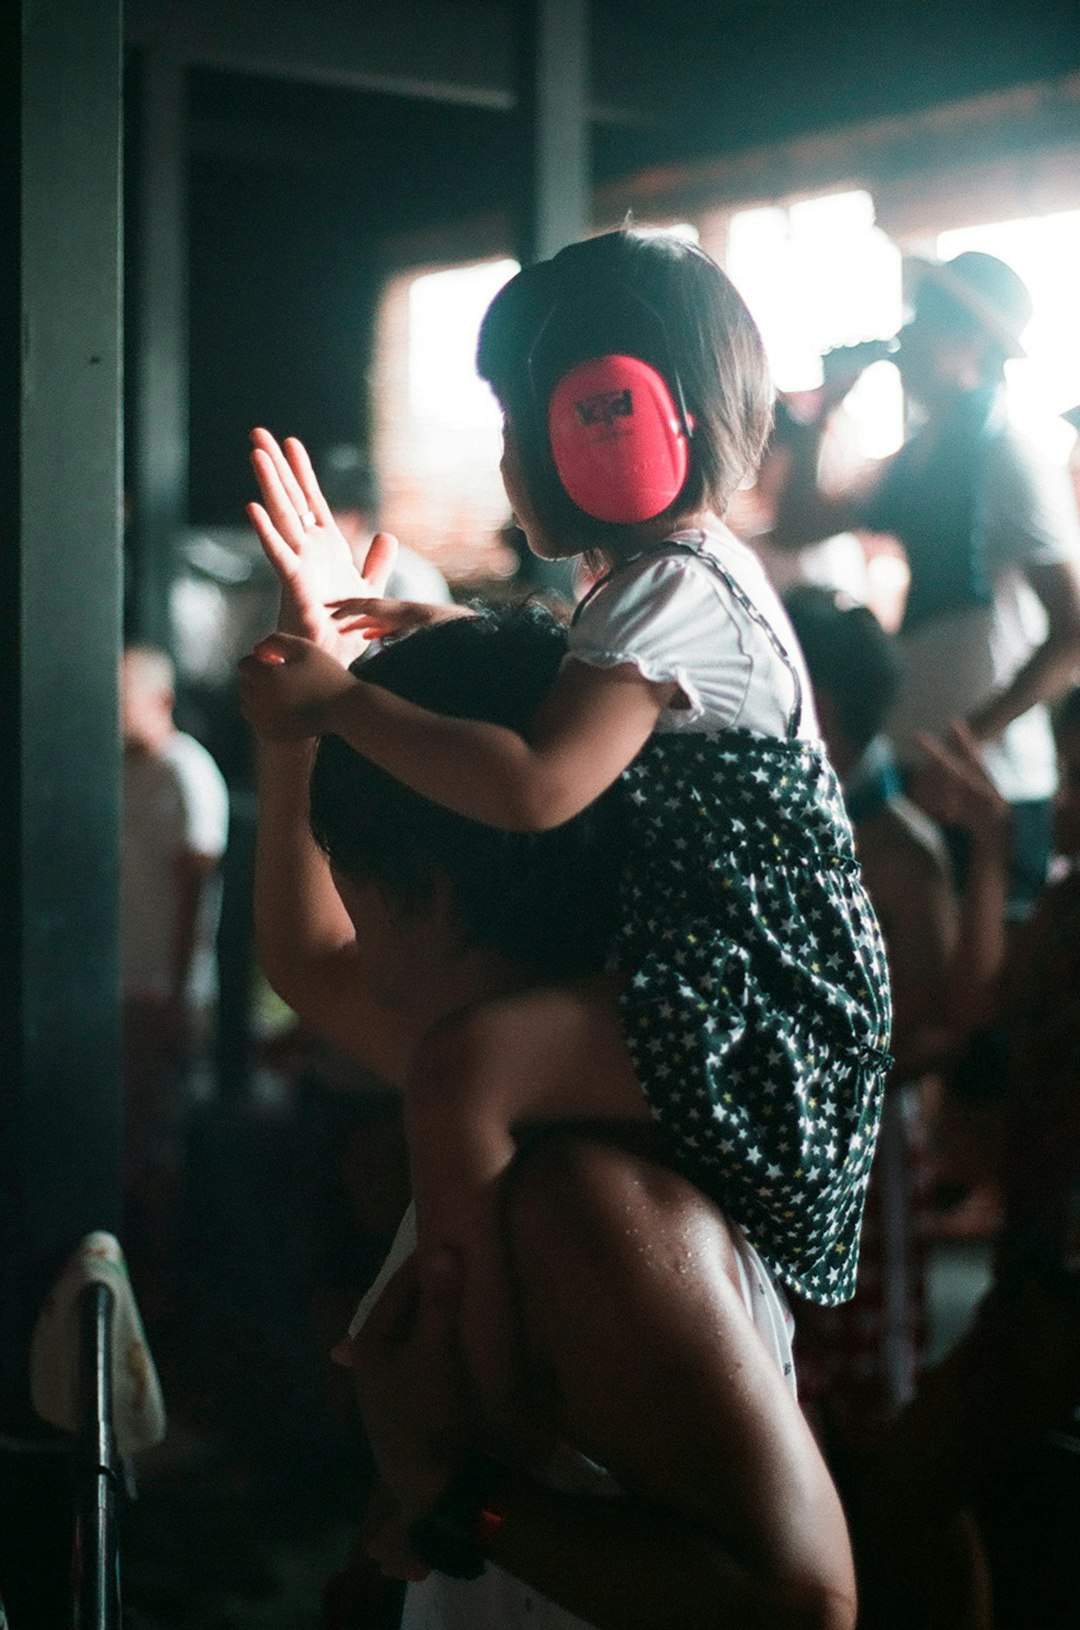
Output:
(909, 720), (1011, 847)
(247, 426), (399, 661)
(238, 633), (358, 741)
(336, 1250), (474, 1525)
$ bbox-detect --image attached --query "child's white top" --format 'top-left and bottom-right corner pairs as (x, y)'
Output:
(567, 525), (820, 742)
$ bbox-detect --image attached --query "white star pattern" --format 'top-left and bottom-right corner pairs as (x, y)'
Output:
(606, 556), (889, 1305)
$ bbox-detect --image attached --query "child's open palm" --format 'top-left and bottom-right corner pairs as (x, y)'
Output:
(248, 426), (398, 664)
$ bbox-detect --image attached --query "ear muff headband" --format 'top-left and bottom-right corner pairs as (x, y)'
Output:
(526, 280), (695, 526)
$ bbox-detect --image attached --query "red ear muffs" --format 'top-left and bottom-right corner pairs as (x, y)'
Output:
(547, 355), (692, 524)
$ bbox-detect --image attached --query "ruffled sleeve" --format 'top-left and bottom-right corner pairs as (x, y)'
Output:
(567, 552), (753, 729)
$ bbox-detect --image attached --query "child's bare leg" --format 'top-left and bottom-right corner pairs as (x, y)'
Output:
(403, 976), (649, 1428)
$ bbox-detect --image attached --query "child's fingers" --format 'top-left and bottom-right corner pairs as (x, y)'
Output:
(251, 448), (310, 548)
(327, 597), (382, 614)
(283, 435), (336, 530)
(246, 501), (300, 576)
(912, 730), (955, 769)
(251, 633), (303, 665)
(333, 616), (390, 638)
(252, 427), (312, 524)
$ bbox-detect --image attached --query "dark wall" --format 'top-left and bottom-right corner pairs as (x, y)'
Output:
(187, 159), (380, 524)
(184, 69), (517, 526)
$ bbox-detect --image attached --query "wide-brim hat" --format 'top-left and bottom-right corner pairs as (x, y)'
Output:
(906, 250), (1033, 359)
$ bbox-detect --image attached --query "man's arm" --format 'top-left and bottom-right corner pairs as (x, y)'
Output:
(254, 737), (412, 1083)
(967, 558), (1080, 741)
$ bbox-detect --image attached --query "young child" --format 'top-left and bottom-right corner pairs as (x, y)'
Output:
(240, 230), (892, 1397)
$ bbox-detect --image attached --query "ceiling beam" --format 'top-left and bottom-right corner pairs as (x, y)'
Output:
(125, 0), (666, 125)
(597, 71), (1080, 218)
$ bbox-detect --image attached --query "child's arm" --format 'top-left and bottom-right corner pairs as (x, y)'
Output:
(252, 729), (415, 1084)
(239, 632), (675, 832)
(242, 425), (668, 830)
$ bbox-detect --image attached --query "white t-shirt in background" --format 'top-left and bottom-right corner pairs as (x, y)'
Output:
(887, 431), (1080, 802)
(122, 731), (229, 1009)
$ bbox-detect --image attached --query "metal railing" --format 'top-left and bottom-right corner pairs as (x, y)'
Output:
(73, 1283), (120, 1630)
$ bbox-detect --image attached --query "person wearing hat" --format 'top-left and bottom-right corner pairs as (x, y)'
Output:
(771, 250), (1080, 918)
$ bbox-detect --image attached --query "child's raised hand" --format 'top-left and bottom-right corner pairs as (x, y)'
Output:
(238, 632), (358, 741)
(247, 427), (399, 659)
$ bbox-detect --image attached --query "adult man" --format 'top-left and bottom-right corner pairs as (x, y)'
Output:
(242, 432), (856, 1630)
(121, 645), (229, 1195)
(772, 251), (1080, 918)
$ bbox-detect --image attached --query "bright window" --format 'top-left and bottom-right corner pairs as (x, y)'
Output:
(726, 189), (905, 461)
(407, 258), (518, 432)
(374, 257), (520, 582)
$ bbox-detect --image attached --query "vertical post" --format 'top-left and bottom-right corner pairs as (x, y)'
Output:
(514, 0), (592, 265)
(0, 0), (124, 1424)
(128, 47), (188, 649)
(75, 1283), (121, 1630)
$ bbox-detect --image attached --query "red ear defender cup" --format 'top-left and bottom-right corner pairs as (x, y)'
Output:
(547, 355), (691, 524)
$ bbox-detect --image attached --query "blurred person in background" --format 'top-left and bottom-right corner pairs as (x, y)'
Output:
(771, 251), (1080, 922)
(317, 442), (453, 610)
(783, 587), (954, 1457)
(855, 695), (1080, 1630)
(121, 644), (229, 1232)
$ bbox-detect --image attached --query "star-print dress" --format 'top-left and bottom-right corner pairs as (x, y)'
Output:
(569, 531), (892, 1305)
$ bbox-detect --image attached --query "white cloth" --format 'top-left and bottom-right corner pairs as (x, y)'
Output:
(889, 431), (1080, 801)
(388, 545), (454, 606)
(349, 1203), (796, 1630)
(31, 1232), (166, 1455)
(122, 731), (229, 1006)
(567, 526), (819, 742)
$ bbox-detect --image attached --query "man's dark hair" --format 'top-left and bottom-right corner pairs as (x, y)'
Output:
(309, 604), (625, 978)
(477, 230), (773, 552)
(783, 586), (900, 756)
